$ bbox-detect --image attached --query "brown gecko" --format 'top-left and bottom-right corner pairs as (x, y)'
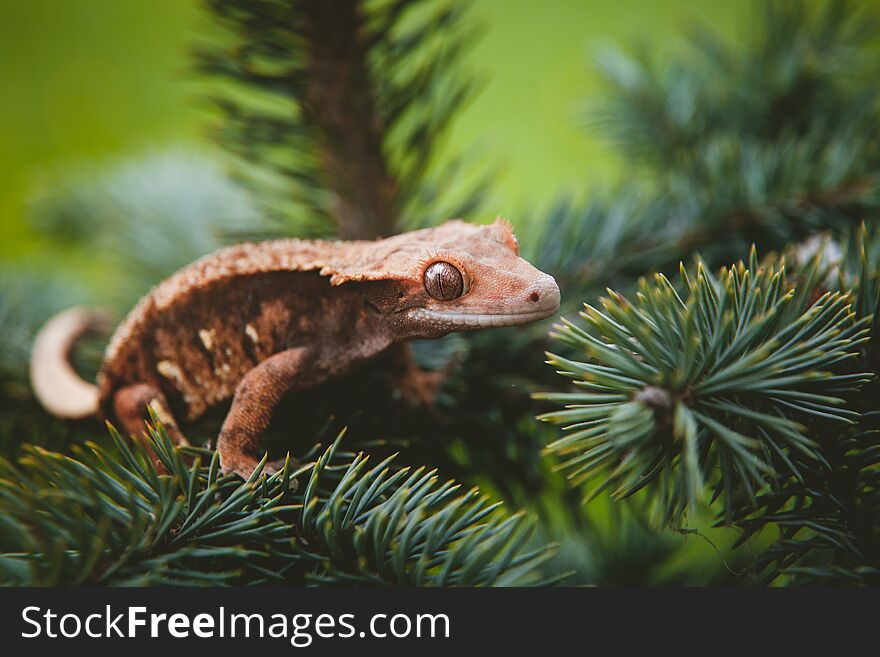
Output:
(30, 219), (560, 477)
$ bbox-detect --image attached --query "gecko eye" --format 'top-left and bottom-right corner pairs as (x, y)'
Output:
(424, 261), (464, 301)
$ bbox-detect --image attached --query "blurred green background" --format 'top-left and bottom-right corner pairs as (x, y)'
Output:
(0, 0), (740, 266)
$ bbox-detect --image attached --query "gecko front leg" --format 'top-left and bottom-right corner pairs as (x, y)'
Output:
(218, 347), (320, 479)
(388, 343), (460, 406)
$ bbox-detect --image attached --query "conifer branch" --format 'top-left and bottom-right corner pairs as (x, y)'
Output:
(542, 0), (880, 304)
(0, 423), (555, 586)
(200, 0), (482, 239)
(538, 229), (880, 583)
(727, 224), (880, 583)
(536, 249), (872, 523)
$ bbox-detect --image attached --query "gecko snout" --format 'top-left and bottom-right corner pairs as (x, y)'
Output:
(526, 274), (561, 315)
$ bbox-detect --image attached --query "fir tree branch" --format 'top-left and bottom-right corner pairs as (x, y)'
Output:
(726, 224), (880, 584)
(0, 423), (556, 586)
(537, 228), (880, 583)
(200, 0), (483, 239)
(298, 436), (559, 585)
(296, 0), (398, 238)
(545, 0), (880, 303)
(536, 249), (872, 524)
(731, 422), (880, 585)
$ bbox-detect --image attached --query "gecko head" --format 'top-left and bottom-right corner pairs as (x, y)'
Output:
(364, 218), (560, 339)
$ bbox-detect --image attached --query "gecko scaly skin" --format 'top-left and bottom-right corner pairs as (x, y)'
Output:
(30, 219), (560, 477)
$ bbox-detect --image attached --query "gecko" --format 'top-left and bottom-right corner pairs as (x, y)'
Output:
(30, 218), (560, 478)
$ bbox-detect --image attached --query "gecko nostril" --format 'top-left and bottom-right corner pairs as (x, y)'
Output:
(529, 291), (540, 303)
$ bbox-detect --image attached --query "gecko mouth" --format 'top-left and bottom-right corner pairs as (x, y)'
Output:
(408, 306), (558, 328)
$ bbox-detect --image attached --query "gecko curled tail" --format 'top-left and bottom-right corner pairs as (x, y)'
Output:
(30, 307), (110, 419)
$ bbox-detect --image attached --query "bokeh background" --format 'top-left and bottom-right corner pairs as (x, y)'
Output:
(0, 0), (739, 264)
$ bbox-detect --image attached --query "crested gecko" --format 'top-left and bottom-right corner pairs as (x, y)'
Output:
(30, 219), (560, 477)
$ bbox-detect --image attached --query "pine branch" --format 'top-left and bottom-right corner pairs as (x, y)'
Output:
(298, 0), (396, 239)
(299, 435), (558, 585)
(537, 226), (880, 583)
(731, 422), (880, 585)
(593, 0), (880, 171)
(200, 0), (483, 239)
(544, 0), (880, 302)
(0, 423), (556, 586)
(726, 224), (880, 584)
(527, 4), (880, 581)
(536, 249), (872, 524)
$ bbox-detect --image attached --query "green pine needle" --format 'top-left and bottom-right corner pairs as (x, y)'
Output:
(0, 423), (555, 586)
(536, 249), (872, 523)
